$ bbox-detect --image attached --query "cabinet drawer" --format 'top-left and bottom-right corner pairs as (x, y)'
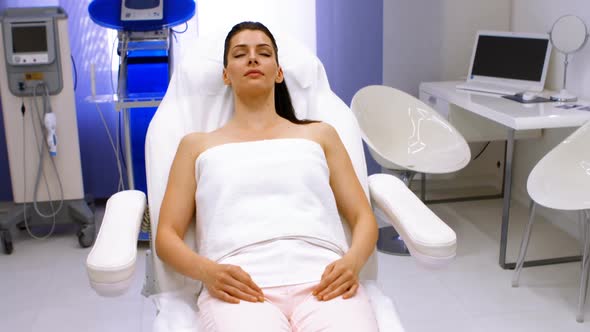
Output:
(419, 90), (450, 119)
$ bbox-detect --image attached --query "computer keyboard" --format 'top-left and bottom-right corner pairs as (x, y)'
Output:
(456, 81), (522, 95)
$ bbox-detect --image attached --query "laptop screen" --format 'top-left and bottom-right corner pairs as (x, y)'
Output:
(467, 31), (551, 91)
(472, 35), (550, 82)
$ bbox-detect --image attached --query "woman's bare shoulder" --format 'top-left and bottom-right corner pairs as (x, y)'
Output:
(179, 132), (210, 158)
(303, 121), (339, 147)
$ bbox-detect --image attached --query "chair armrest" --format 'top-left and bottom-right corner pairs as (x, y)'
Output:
(368, 174), (456, 268)
(86, 190), (146, 297)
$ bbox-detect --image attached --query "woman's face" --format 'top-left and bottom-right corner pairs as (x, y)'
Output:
(223, 29), (284, 94)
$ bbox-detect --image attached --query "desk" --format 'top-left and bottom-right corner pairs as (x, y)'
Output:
(419, 81), (590, 269)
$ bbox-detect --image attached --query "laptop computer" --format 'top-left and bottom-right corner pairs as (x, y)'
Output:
(457, 30), (552, 95)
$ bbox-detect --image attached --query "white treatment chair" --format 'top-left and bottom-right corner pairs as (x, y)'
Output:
(85, 29), (457, 332)
(351, 85), (469, 255)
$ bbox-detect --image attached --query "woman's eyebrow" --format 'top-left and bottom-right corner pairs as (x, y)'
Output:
(232, 43), (273, 50)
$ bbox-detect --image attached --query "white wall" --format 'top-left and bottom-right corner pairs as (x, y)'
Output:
(511, 0), (590, 238)
(196, 0), (316, 54)
(383, 0), (511, 96)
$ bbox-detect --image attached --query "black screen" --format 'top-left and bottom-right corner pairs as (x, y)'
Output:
(12, 26), (48, 53)
(472, 35), (549, 82)
(125, 0), (160, 10)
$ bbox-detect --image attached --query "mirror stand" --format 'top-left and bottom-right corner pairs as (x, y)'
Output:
(550, 53), (578, 102)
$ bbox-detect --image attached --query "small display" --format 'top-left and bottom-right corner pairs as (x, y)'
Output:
(121, 0), (163, 21)
(125, 0), (160, 10)
(11, 26), (48, 53)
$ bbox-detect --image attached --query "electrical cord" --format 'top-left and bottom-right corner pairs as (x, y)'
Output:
(71, 54), (78, 91)
(94, 102), (126, 192)
(472, 141), (491, 161)
(116, 34), (130, 192)
(110, 35), (118, 96)
(99, 31), (127, 191)
(171, 23), (189, 43)
(31, 83), (64, 218)
(117, 111), (128, 174)
(171, 22), (188, 34)
(20, 81), (65, 240)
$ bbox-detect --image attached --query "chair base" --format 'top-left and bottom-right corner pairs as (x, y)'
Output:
(376, 226), (410, 256)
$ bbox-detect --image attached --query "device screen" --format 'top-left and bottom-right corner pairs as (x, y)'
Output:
(11, 26), (48, 53)
(472, 36), (549, 82)
(125, 0), (160, 10)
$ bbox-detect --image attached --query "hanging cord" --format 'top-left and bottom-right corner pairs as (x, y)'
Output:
(94, 102), (126, 192)
(116, 109), (126, 191)
(170, 23), (188, 43)
(472, 141), (491, 161)
(96, 35), (127, 191)
(32, 83), (65, 218)
(21, 82), (65, 239)
(71, 54), (78, 91)
(171, 22), (188, 34)
(110, 35), (118, 96)
(115, 33), (130, 192)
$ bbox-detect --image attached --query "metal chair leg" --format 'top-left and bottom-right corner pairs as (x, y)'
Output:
(579, 210), (588, 259)
(512, 201), (537, 287)
(576, 211), (590, 323)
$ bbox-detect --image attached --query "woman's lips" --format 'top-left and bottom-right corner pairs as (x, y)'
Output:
(245, 70), (263, 77)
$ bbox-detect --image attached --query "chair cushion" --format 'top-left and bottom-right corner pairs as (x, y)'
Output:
(369, 173), (457, 263)
(86, 190), (146, 295)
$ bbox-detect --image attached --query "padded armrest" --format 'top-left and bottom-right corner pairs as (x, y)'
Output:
(86, 190), (146, 297)
(368, 174), (456, 268)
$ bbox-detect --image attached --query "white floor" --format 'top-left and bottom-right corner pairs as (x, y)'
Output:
(1, 198), (589, 332)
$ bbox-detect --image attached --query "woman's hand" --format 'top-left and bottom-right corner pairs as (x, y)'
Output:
(202, 262), (265, 304)
(312, 254), (361, 301)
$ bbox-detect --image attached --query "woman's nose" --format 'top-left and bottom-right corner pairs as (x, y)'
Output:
(248, 50), (258, 64)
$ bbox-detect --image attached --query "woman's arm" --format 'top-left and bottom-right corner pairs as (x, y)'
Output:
(155, 133), (264, 303)
(312, 122), (379, 301)
(155, 133), (211, 281)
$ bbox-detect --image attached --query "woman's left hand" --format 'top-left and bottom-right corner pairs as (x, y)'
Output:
(313, 254), (361, 301)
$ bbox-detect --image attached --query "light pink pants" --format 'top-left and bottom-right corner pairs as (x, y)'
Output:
(197, 282), (378, 332)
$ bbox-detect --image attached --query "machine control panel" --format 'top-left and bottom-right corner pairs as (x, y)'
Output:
(1, 11), (63, 96)
(121, 0), (163, 21)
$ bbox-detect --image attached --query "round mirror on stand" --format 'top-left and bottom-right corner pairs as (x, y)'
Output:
(549, 15), (589, 102)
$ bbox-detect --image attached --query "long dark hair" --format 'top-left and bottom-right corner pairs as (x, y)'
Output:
(223, 21), (315, 125)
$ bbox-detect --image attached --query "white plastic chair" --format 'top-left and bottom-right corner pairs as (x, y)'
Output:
(351, 85), (469, 254)
(85, 30), (457, 332)
(512, 120), (590, 323)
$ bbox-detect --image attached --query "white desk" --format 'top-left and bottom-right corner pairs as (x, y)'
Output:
(419, 81), (590, 269)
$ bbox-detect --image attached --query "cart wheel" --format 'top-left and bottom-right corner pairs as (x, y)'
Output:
(77, 228), (95, 248)
(1, 231), (14, 255)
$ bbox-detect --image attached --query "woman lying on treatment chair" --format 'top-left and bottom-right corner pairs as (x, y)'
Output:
(155, 21), (379, 331)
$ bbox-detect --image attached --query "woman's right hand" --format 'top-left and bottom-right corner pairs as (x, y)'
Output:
(202, 262), (265, 304)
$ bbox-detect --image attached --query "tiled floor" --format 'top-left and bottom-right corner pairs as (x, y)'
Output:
(1, 198), (589, 331)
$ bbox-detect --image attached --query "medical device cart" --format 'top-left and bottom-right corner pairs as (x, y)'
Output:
(87, 0), (196, 241)
(0, 7), (95, 254)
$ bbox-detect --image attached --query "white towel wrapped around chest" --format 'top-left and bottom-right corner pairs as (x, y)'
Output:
(195, 138), (349, 262)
